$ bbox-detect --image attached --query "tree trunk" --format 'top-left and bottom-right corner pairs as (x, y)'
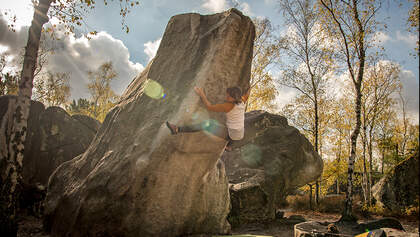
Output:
(308, 184), (313, 210)
(341, 0), (365, 222)
(314, 103), (320, 206)
(336, 179), (340, 194)
(367, 123), (374, 206)
(381, 147), (384, 174)
(361, 125), (368, 204)
(341, 81), (362, 223)
(336, 141), (342, 195)
(0, 0), (51, 235)
(315, 181), (319, 205)
(314, 92), (319, 206)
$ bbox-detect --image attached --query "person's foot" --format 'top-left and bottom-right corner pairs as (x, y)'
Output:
(166, 121), (178, 135)
(225, 146), (232, 152)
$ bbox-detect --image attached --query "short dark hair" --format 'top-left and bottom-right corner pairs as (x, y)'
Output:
(226, 87), (242, 104)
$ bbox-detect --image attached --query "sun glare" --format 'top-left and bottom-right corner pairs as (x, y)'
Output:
(0, 45), (8, 54)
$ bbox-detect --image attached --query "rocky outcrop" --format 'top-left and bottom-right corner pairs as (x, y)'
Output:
(44, 9), (255, 237)
(0, 95), (100, 186)
(372, 151), (419, 212)
(222, 111), (323, 223)
(294, 218), (417, 237)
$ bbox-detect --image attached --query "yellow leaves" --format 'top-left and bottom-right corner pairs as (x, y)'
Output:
(43, 0), (139, 41)
(71, 16), (80, 23)
(84, 0), (92, 7)
(33, 71), (71, 107)
(248, 17), (281, 112)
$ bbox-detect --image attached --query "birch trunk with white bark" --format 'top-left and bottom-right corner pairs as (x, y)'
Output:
(0, 0), (51, 235)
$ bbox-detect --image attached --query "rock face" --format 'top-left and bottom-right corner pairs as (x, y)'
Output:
(0, 95), (100, 186)
(372, 151), (419, 212)
(44, 9), (255, 237)
(294, 218), (417, 237)
(222, 111), (323, 223)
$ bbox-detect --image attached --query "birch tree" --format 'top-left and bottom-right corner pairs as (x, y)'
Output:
(318, 0), (382, 221)
(33, 71), (71, 107)
(359, 61), (401, 205)
(87, 61), (119, 122)
(247, 18), (282, 112)
(0, 0), (139, 235)
(328, 96), (353, 194)
(376, 108), (396, 174)
(0, 53), (19, 95)
(279, 0), (334, 204)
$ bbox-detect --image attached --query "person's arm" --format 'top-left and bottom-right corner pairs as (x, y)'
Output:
(242, 87), (251, 102)
(194, 87), (234, 112)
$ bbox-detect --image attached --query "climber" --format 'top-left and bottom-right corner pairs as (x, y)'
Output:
(166, 86), (250, 151)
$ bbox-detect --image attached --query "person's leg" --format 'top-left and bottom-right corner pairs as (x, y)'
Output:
(166, 122), (204, 134)
(178, 123), (204, 133)
(167, 120), (228, 139)
(225, 136), (234, 151)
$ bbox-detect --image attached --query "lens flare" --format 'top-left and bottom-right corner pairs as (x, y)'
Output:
(144, 79), (166, 99)
(240, 144), (262, 167)
(201, 119), (222, 136)
(191, 109), (210, 123)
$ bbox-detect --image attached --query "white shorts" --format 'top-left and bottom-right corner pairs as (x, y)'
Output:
(228, 128), (244, 140)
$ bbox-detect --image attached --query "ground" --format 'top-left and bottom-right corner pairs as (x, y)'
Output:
(230, 210), (419, 236)
(17, 210), (419, 237)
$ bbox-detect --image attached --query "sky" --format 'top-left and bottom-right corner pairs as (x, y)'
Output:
(0, 0), (418, 122)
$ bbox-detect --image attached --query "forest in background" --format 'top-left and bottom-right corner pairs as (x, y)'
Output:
(0, 0), (418, 230)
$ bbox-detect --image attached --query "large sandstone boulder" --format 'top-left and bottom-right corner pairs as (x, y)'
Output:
(0, 95), (100, 186)
(222, 111), (323, 223)
(372, 151), (419, 212)
(44, 9), (255, 237)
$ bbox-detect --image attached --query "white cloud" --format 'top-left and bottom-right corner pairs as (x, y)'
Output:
(0, 15), (28, 53)
(0, 14), (144, 100)
(239, 2), (253, 16)
(201, 0), (253, 16)
(372, 31), (391, 46)
(202, 0), (228, 13)
(399, 69), (419, 120)
(396, 31), (417, 47)
(143, 37), (162, 62)
(275, 87), (298, 109)
(43, 31), (144, 99)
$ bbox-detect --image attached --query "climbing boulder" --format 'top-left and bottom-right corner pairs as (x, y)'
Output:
(44, 9), (255, 237)
(222, 110), (323, 222)
(372, 151), (419, 212)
